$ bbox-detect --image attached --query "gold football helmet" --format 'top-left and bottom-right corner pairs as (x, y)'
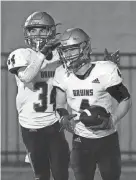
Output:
(24, 11), (57, 51)
(57, 28), (92, 73)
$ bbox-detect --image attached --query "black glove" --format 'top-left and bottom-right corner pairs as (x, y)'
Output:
(40, 40), (61, 60)
(79, 105), (112, 131)
(104, 48), (120, 66)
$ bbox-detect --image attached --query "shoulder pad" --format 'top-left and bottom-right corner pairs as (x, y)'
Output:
(94, 61), (118, 75)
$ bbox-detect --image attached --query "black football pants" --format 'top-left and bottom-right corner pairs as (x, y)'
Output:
(71, 132), (121, 180)
(21, 121), (70, 180)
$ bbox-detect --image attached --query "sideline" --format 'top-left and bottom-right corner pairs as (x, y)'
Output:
(1, 166), (136, 173)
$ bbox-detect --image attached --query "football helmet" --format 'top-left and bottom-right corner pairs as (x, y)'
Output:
(57, 28), (92, 73)
(24, 11), (57, 51)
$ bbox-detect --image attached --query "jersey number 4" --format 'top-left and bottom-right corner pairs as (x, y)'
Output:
(80, 99), (90, 110)
(33, 82), (56, 112)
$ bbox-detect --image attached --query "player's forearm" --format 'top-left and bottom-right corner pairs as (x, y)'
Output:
(18, 52), (46, 83)
(112, 98), (132, 125)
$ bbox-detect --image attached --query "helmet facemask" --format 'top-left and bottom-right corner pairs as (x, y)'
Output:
(58, 40), (92, 74)
(24, 25), (56, 51)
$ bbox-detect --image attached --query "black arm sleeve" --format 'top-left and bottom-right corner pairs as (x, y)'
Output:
(106, 83), (130, 103)
(56, 108), (69, 117)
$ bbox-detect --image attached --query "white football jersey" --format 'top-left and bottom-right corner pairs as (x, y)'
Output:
(53, 61), (123, 138)
(7, 48), (60, 129)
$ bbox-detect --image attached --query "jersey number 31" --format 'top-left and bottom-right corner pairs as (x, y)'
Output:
(33, 82), (56, 112)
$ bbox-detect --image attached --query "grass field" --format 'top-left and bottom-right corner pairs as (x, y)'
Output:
(1, 166), (136, 180)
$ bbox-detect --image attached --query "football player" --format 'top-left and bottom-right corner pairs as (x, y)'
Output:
(53, 28), (132, 180)
(7, 12), (70, 180)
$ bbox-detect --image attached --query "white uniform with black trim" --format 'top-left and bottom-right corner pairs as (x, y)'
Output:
(7, 48), (60, 129)
(53, 61), (122, 138)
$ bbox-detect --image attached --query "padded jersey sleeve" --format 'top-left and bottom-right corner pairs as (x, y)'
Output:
(99, 62), (123, 90)
(53, 65), (68, 92)
(7, 48), (47, 83)
(7, 48), (31, 74)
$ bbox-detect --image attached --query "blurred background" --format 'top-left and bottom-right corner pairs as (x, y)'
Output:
(1, 1), (136, 180)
